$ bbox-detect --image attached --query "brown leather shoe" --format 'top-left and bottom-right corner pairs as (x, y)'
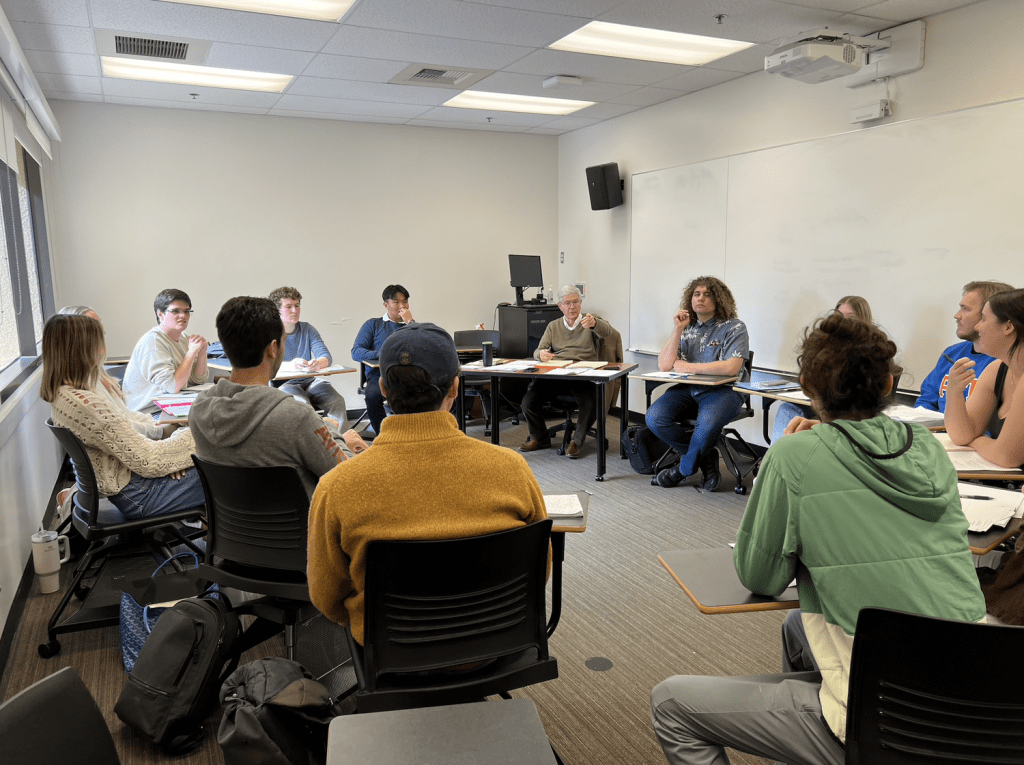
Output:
(519, 438), (552, 452)
(567, 441), (582, 459)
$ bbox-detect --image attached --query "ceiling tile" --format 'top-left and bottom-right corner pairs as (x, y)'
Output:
(10, 21), (97, 53)
(768, 0), (885, 11)
(599, 0), (846, 44)
(853, 0), (980, 21)
(504, 48), (693, 86)
(412, 104), (554, 127)
(524, 126), (570, 134)
(321, 25), (533, 69)
(572, 101), (642, 119)
(88, 0), (337, 52)
(470, 0), (621, 16)
(101, 77), (284, 107)
(607, 85), (683, 107)
(302, 53), (409, 82)
(703, 42), (775, 73)
(405, 118), (529, 132)
(829, 11), (903, 32)
(267, 110), (410, 124)
(203, 42), (316, 75)
(470, 71), (638, 101)
(35, 72), (102, 94)
(652, 67), (746, 92)
(0, 0), (90, 26)
(273, 93), (432, 118)
(534, 114), (602, 129)
(103, 95), (270, 115)
(345, 0), (583, 47)
(287, 77), (458, 105)
(24, 49), (100, 76)
(41, 91), (103, 103)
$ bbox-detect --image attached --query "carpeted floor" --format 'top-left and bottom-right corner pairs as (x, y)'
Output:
(1, 414), (781, 765)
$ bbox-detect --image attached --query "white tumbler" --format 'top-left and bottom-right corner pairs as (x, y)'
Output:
(31, 530), (71, 594)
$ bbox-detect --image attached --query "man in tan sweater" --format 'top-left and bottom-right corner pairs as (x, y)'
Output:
(307, 322), (548, 645)
(519, 285), (613, 458)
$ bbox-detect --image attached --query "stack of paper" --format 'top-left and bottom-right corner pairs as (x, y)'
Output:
(958, 482), (1024, 531)
(931, 432), (1013, 472)
(542, 494), (585, 518)
(885, 404), (944, 427)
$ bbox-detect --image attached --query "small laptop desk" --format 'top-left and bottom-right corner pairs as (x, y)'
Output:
(545, 491), (588, 638)
(327, 699), (557, 765)
(659, 548), (799, 614)
(457, 362), (636, 481)
(207, 360), (356, 380)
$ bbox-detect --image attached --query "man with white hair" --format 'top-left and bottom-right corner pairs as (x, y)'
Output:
(519, 285), (613, 459)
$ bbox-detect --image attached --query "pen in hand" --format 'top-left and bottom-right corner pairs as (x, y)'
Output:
(942, 352), (955, 363)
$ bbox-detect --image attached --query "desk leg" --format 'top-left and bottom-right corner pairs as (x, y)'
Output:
(762, 398), (776, 445)
(456, 374), (466, 433)
(547, 533), (565, 638)
(619, 374), (630, 459)
(489, 375), (500, 446)
(595, 382), (606, 481)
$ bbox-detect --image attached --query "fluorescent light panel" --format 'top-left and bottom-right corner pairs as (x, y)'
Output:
(443, 91), (593, 116)
(102, 56), (293, 92)
(550, 21), (755, 66)
(155, 0), (357, 22)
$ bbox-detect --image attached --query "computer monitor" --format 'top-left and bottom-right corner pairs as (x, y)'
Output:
(508, 254), (543, 306)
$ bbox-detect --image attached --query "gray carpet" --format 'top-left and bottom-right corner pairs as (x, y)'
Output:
(1, 414), (780, 764)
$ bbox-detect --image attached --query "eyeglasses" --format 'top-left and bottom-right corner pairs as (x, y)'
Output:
(165, 309), (194, 316)
(560, 299), (582, 307)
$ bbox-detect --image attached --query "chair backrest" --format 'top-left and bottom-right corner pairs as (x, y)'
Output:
(845, 607), (1024, 764)
(46, 418), (104, 526)
(453, 329), (501, 355)
(739, 351), (754, 411)
(360, 519), (554, 684)
(191, 456), (309, 572)
(0, 668), (121, 765)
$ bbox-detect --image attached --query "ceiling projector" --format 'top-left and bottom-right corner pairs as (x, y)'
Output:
(765, 40), (863, 83)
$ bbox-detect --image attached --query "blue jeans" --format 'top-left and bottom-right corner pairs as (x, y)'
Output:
(771, 402), (815, 443)
(646, 385), (742, 477)
(110, 469), (206, 520)
(363, 367), (387, 435)
(280, 378), (348, 430)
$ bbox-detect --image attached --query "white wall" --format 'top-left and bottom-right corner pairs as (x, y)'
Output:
(48, 104), (559, 405)
(556, 0), (1024, 426)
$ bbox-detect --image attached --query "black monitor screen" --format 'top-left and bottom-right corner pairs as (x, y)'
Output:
(509, 254), (543, 288)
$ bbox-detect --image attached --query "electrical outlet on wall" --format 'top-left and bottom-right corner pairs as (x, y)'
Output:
(575, 282), (585, 297)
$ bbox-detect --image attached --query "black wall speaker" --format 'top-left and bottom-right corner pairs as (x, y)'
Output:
(585, 162), (623, 210)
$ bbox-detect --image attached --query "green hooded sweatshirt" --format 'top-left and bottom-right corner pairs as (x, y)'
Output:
(734, 415), (985, 742)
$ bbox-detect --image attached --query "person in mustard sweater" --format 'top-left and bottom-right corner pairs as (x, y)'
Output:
(307, 322), (548, 645)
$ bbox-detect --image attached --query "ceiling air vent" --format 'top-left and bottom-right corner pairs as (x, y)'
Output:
(390, 64), (493, 90)
(114, 35), (189, 60)
(95, 29), (211, 65)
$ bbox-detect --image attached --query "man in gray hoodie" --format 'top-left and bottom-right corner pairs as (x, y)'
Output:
(189, 296), (367, 497)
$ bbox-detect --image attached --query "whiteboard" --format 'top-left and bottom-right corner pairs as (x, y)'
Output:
(629, 98), (1024, 391)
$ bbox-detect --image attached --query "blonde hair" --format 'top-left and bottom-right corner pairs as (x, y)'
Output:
(40, 315), (104, 402)
(835, 296), (872, 323)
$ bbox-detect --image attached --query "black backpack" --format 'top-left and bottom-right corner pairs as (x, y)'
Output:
(620, 424), (672, 474)
(115, 592), (241, 753)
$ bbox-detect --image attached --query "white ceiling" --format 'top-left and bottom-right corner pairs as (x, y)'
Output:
(1, 0), (982, 134)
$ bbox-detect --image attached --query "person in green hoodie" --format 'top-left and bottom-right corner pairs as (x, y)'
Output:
(651, 312), (986, 765)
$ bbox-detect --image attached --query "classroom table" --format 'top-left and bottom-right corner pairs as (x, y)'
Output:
(327, 699), (557, 765)
(458, 362), (636, 481)
(659, 548), (799, 614)
(731, 381), (807, 445)
(631, 370), (741, 408)
(207, 359), (356, 380)
(968, 516), (1023, 555)
(545, 491), (589, 638)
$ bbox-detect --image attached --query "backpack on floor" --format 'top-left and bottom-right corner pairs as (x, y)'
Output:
(115, 591), (241, 753)
(620, 424), (672, 475)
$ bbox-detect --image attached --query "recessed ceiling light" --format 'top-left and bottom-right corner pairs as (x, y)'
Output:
(443, 91), (593, 116)
(550, 21), (755, 66)
(154, 0), (357, 23)
(101, 57), (293, 93)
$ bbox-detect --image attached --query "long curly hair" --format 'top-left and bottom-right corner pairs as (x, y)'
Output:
(680, 276), (737, 323)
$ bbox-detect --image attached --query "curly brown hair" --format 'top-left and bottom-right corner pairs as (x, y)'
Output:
(680, 276), (737, 323)
(268, 286), (302, 309)
(798, 312), (898, 421)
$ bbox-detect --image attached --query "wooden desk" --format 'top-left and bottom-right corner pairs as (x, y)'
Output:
(631, 371), (741, 409)
(207, 360), (356, 380)
(659, 548), (799, 614)
(458, 362), (637, 481)
(969, 516), (1023, 555)
(545, 491), (588, 638)
(327, 699), (557, 765)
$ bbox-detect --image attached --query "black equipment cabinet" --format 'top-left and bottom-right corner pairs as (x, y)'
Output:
(497, 304), (562, 359)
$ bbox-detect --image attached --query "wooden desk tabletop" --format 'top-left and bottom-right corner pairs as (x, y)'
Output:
(732, 385), (810, 406)
(207, 360), (356, 380)
(630, 371), (739, 387)
(462, 361), (636, 380)
(659, 548), (799, 614)
(969, 516), (1023, 555)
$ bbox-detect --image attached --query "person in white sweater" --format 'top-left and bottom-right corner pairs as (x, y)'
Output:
(41, 314), (205, 520)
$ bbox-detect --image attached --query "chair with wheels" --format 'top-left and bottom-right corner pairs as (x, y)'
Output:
(190, 456), (314, 660)
(344, 519), (559, 715)
(39, 420), (206, 659)
(0, 667), (121, 764)
(845, 607), (1024, 764)
(649, 351), (759, 494)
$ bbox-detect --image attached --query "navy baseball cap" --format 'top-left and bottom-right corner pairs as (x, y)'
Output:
(379, 323), (460, 386)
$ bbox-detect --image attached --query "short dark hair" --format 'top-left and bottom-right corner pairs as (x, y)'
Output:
(216, 296), (284, 369)
(382, 284), (409, 302)
(268, 286), (301, 309)
(963, 280), (1013, 305)
(382, 364), (449, 414)
(798, 312), (898, 421)
(987, 288), (1024, 360)
(154, 289), (191, 322)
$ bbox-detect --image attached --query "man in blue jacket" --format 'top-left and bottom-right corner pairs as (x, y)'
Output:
(351, 284), (414, 436)
(915, 280), (1013, 412)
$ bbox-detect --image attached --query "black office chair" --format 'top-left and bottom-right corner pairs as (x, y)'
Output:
(39, 420), (206, 658)
(649, 351), (759, 494)
(453, 329), (511, 435)
(845, 607), (1024, 763)
(344, 520), (558, 714)
(0, 668), (121, 765)
(191, 456), (314, 660)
